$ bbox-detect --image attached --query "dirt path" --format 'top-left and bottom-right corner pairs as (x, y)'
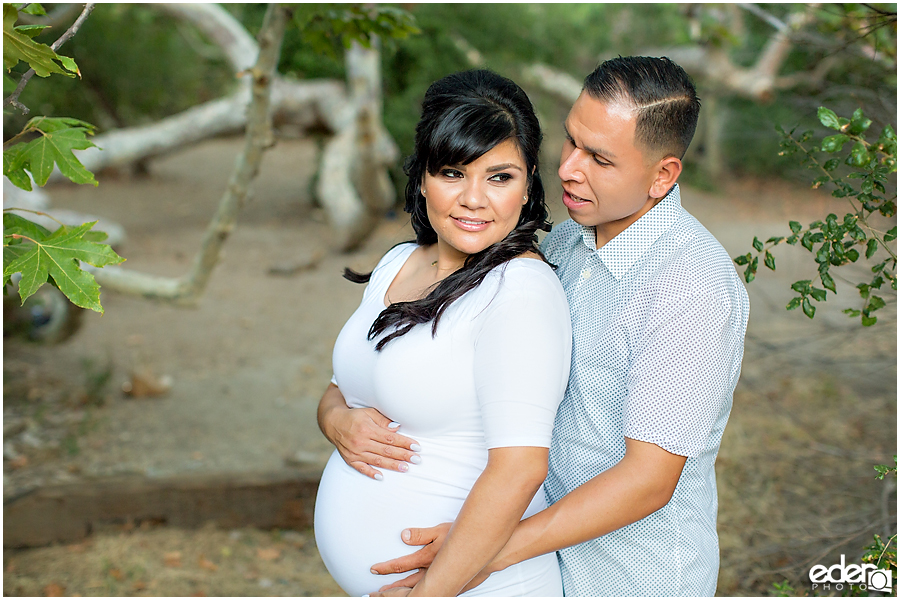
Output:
(4, 137), (896, 596)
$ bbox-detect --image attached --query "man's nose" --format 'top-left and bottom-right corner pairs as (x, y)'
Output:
(558, 147), (586, 184)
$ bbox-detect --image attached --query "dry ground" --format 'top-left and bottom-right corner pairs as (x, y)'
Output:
(3, 136), (896, 597)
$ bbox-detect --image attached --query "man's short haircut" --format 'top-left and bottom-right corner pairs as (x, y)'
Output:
(583, 56), (701, 161)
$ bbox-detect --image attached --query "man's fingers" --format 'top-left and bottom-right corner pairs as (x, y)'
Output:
(369, 586), (412, 597)
(378, 571), (425, 592)
(403, 523), (449, 546)
(371, 546), (436, 575)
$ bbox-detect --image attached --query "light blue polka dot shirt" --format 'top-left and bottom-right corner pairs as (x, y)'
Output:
(542, 184), (750, 597)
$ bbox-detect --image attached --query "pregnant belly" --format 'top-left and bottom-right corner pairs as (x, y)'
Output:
(314, 449), (477, 597)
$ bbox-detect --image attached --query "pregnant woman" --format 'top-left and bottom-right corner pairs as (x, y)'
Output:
(313, 70), (571, 597)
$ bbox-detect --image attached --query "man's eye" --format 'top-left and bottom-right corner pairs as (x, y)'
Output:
(593, 156), (611, 167)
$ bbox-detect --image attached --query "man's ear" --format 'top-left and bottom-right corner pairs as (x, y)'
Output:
(649, 157), (683, 199)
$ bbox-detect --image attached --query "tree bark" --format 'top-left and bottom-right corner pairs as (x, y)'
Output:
(46, 2), (398, 254)
(87, 3), (288, 304)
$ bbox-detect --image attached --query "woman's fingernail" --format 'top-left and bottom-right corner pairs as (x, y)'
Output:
(374, 472), (383, 481)
(370, 568), (378, 575)
(402, 529), (411, 542)
(388, 421), (401, 429)
(398, 463), (409, 472)
(410, 443), (422, 452)
(410, 455), (422, 465)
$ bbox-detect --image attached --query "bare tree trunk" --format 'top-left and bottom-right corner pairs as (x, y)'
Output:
(50, 3), (397, 253)
(88, 3), (288, 304)
(317, 39), (398, 251)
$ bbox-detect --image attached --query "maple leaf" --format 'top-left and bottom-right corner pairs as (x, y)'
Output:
(3, 213), (124, 314)
(3, 4), (77, 77)
(5, 117), (98, 188)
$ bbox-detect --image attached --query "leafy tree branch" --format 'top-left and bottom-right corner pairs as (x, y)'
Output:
(3, 2), (95, 114)
(734, 107), (897, 326)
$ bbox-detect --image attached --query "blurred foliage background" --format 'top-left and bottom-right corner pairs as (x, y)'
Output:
(4, 3), (896, 191)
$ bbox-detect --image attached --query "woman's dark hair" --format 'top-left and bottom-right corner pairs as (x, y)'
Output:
(345, 69), (552, 351)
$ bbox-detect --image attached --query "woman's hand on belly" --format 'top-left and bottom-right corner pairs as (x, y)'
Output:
(317, 383), (422, 479)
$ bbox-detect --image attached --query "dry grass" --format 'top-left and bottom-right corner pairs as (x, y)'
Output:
(3, 524), (346, 597)
(717, 373), (896, 596)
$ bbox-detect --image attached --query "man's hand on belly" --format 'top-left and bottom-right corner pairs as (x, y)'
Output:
(370, 523), (451, 591)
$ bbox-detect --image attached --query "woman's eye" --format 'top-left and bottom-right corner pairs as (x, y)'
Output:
(440, 168), (463, 178)
(489, 172), (513, 183)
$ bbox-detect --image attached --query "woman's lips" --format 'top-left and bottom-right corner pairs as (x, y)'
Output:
(562, 190), (591, 210)
(452, 216), (490, 231)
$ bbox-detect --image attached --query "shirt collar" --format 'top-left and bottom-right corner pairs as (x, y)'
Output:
(578, 183), (683, 280)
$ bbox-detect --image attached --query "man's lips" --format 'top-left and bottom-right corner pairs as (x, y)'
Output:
(562, 190), (591, 209)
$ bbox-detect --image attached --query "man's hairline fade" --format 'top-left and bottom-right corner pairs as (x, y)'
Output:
(582, 56), (701, 164)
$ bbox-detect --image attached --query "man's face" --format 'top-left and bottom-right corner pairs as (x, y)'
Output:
(558, 92), (662, 247)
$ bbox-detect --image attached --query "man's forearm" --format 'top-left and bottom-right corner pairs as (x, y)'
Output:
(411, 448), (547, 596)
(489, 438), (687, 574)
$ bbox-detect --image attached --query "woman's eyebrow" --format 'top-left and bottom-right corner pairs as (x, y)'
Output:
(486, 163), (523, 173)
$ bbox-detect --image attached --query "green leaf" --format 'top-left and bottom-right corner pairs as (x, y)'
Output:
(4, 212), (51, 239)
(764, 250), (776, 271)
(801, 232), (814, 251)
(823, 158), (841, 172)
(765, 236), (784, 244)
(848, 108), (872, 135)
(733, 253), (750, 266)
(801, 297), (816, 318)
(2, 220), (124, 313)
(846, 142), (872, 168)
(791, 280), (812, 294)
(866, 238), (879, 258)
(786, 235), (799, 245)
(861, 314), (877, 326)
(884, 226), (897, 242)
(3, 143), (32, 190)
(786, 297), (803, 311)
(14, 24), (49, 39)
(7, 125), (98, 187)
(817, 107), (841, 130)
(752, 236), (763, 252)
(810, 287), (827, 302)
(843, 308), (861, 317)
(789, 221), (802, 234)
(846, 248), (859, 262)
(21, 4), (47, 16)
(2, 4), (76, 77)
(868, 296), (886, 311)
(744, 265), (755, 283)
(821, 134), (849, 153)
(821, 271), (836, 293)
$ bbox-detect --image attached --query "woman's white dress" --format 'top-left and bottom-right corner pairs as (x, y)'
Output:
(314, 243), (572, 596)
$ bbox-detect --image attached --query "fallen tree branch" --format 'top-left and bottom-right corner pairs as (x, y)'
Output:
(4, 3), (96, 114)
(88, 3), (287, 304)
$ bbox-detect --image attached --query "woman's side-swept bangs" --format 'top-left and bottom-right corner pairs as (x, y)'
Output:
(424, 102), (517, 176)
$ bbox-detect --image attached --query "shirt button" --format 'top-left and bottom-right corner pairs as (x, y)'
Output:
(580, 268), (592, 280)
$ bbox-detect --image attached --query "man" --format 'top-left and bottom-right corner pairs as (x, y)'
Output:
(369, 56), (749, 596)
